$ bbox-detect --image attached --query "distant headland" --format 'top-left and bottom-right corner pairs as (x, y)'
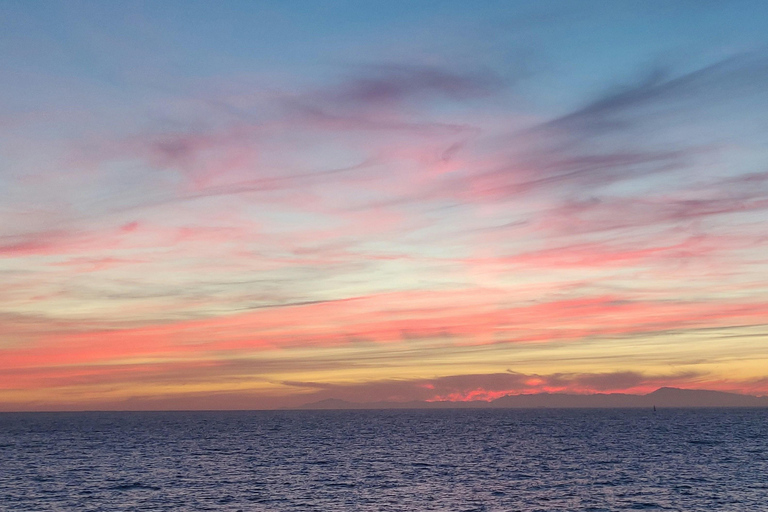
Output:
(296, 387), (768, 410)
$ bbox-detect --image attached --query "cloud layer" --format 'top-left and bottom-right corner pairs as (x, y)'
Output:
(2, 2), (768, 409)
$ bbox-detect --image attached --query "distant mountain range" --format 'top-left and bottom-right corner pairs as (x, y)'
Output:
(296, 387), (768, 410)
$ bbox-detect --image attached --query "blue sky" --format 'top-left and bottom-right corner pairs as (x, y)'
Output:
(2, 1), (768, 409)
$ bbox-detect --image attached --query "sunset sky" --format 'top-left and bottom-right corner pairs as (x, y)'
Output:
(2, 1), (768, 410)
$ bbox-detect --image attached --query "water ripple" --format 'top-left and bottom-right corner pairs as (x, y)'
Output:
(1, 408), (766, 511)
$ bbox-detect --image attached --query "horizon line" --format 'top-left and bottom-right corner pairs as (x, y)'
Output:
(4, 387), (768, 413)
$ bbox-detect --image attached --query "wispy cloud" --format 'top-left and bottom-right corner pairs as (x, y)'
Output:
(3, 3), (768, 410)
(537, 54), (768, 136)
(306, 64), (503, 109)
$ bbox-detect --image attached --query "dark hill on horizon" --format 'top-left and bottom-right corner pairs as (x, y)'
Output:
(296, 387), (768, 410)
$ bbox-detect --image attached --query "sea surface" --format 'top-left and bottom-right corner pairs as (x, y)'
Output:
(1, 408), (766, 511)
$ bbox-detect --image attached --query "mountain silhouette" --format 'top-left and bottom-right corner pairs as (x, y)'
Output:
(296, 387), (768, 410)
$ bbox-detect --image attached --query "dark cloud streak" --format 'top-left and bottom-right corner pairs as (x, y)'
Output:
(537, 53), (768, 135)
(311, 64), (503, 108)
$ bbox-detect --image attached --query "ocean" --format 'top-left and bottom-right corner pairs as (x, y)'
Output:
(1, 408), (766, 511)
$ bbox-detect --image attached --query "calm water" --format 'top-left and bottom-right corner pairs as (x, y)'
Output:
(1, 408), (766, 511)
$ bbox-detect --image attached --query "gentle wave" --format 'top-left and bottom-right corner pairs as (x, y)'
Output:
(1, 408), (767, 511)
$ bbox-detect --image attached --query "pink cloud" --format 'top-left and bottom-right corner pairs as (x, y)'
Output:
(287, 370), (768, 405)
(462, 234), (725, 270)
(4, 289), (768, 376)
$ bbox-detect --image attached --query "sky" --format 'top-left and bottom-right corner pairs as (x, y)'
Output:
(2, 1), (768, 410)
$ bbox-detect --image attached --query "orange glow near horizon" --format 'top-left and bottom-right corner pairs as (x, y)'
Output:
(3, 4), (768, 411)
